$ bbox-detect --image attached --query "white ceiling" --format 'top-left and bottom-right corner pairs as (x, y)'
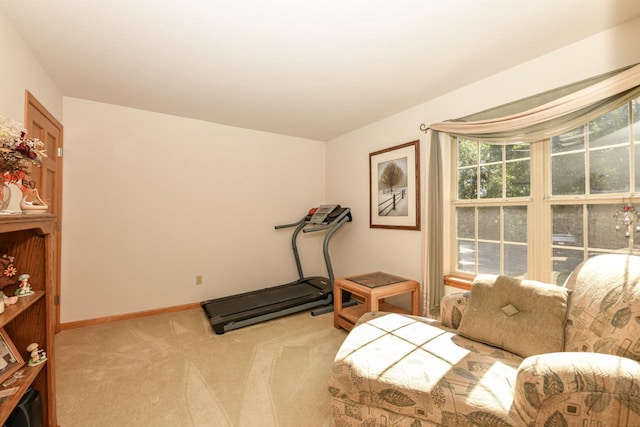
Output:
(2, 1), (640, 141)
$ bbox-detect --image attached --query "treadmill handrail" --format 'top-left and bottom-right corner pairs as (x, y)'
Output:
(322, 213), (351, 287)
(278, 206), (351, 296)
(274, 216), (308, 281)
(274, 217), (306, 230)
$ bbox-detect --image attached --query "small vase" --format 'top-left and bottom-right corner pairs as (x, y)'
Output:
(20, 188), (48, 214)
(0, 184), (11, 213)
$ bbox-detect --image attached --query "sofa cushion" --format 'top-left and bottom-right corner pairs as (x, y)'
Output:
(440, 291), (470, 329)
(457, 275), (570, 358)
(564, 254), (640, 360)
(328, 311), (525, 426)
(514, 351), (640, 426)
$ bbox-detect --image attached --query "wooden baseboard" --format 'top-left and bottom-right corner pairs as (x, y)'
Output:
(59, 302), (201, 331)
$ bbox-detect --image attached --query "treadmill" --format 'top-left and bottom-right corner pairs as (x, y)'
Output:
(201, 205), (352, 334)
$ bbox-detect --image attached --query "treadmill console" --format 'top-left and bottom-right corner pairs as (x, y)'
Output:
(309, 204), (340, 224)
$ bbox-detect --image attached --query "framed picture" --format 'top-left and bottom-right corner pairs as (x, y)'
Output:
(0, 328), (25, 385)
(370, 140), (420, 230)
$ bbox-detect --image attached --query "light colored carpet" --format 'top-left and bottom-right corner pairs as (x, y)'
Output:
(55, 308), (348, 426)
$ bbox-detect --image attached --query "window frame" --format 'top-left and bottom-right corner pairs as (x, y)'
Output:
(448, 98), (640, 285)
(450, 138), (536, 281)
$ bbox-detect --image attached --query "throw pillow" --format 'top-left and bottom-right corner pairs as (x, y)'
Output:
(457, 275), (570, 358)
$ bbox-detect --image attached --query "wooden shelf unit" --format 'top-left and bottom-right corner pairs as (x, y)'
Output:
(0, 214), (56, 426)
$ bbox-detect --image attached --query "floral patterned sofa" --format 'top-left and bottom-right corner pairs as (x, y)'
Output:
(328, 254), (640, 426)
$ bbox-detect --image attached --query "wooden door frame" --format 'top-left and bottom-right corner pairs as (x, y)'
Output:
(24, 90), (63, 333)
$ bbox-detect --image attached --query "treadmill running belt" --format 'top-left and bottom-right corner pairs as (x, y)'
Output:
(202, 281), (324, 318)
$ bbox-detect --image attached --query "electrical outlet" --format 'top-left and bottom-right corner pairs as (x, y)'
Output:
(195, 275), (203, 285)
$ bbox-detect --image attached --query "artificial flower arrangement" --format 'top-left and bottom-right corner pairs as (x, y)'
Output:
(0, 116), (46, 194)
(0, 253), (17, 289)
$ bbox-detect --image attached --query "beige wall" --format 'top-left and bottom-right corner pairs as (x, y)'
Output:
(325, 17), (640, 299)
(0, 10), (63, 210)
(60, 98), (327, 322)
(0, 11), (62, 120)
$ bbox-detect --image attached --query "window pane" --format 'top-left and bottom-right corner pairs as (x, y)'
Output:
(504, 206), (527, 243)
(504, 244), (527, 278)
(636, 141), (640, 193)
(478, 242), (500, 274)
(506, 159), (530, 197)
(505, 143), (530, 161)
(458, 167), (477, 200)
(478, 207), (499, 240)
(457, 138), (477, 167)
(552, 152), (585, 195)
(552, 248), (583, 285)
(588, 104), (629, 148)
(589, 147), (629, 193)
(552, 126), (584, 153)
(552, 205), (583, 247)
(634, 98), (640, 142)
(456, 207), (475, 239)
(480, 164), (502, 198)
(634, 99), (640, 192)
(589, 204), (629, 251)
(457, 240), (475, 273)
(479, 143), (502, 164)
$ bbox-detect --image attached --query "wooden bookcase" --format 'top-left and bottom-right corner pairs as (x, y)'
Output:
(0, 214), (56, 426)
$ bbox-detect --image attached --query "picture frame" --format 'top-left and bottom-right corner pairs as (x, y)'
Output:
(370, 140), (420, 230)
(0, 328), (25, 385)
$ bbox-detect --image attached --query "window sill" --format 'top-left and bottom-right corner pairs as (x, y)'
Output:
(444, 275), (472, 291)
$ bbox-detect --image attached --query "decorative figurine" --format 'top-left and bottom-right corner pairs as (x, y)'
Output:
(26, 343), (46, 366)
(15, 273), (34, 297)
(3, 295), (18, 305)
(20, 186), (49, 214)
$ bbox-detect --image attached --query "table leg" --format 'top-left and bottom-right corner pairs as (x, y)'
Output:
(333, 284), (343, 328)
(369, 297), (379, 312)
(411, 288), (420, 315)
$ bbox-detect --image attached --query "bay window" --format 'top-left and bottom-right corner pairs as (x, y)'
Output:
(451, 98), (640, 285)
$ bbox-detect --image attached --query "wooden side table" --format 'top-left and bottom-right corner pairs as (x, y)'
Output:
(333, 272), (420, 332)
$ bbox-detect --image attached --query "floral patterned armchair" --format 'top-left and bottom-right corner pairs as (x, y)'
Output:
(328, 254), (640, 426)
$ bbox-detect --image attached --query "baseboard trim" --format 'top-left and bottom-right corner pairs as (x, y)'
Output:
(59, 302), (201, 331)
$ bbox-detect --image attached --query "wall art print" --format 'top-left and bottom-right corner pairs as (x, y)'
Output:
(369, 140), (420, 230)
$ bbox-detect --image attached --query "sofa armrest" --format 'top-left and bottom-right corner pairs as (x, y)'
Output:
(439, 291), (469, 329)
(514, 352), (640, 426)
